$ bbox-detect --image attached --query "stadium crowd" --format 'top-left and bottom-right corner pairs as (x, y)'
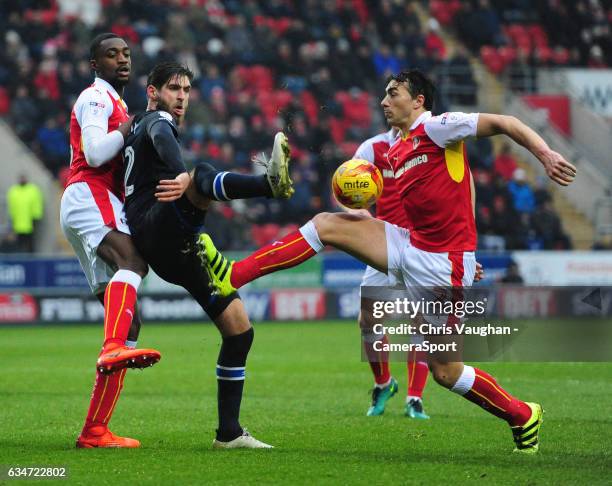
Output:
(1, 0), (602, 251)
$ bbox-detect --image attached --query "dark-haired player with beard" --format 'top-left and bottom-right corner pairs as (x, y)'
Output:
(123, 61), (292, 448)
(60, 33), (161, 449)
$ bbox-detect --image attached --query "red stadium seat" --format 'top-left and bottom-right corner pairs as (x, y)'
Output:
(528, 24), (549, 49)
(430, 0), (461, 26)
(252, 223), (281, 246)
(339, 141), (360, 158)
(480, 46), (505, 74)
(249, 65), (275, 93)
(257, 90), (293, 123)
(505, 24), (532, 53)
(0, 87), (9, 114)
(552, 47), (570, 65)
(498, 46), (517, 65)
(301, 90), (319, 125)
(329, 117), (345, 144)
(335, 90), (371, 129)
(534, 45), (553, 64)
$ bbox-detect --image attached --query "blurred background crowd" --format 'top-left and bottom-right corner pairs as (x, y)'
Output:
(1, 0), (609, 251)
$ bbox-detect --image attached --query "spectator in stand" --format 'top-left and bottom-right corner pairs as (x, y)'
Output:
(532, 200), (572, 249)
(466, 136), (493, 169)
(0, 0), (599, 251)
(10, 86), (38, 141)
(424, 19), (446, 60)
(491, 194), (526, 249)
(445, 44), (477, 105)
(508, 168), (536, 214)
(372, 44), (401, 79)
(36, 116), (70, 175)
(508, 49), (536, 93)
(500, 261), (524, 284)
(493, 143), (518, 181)
(533, 176), (552, 206)
(6, 174), (44, 253)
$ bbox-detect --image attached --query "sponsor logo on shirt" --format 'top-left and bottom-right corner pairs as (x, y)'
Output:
(89, 101), (105, 115)
(394, 154), (428, 178)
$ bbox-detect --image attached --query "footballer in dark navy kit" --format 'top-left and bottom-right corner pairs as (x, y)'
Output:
(123, 61), (293, 449)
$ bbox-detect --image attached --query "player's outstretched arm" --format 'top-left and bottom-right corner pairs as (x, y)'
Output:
(476, 114), (577, 186)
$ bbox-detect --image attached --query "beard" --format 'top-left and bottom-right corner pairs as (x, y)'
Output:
(156, 98), (183, 125)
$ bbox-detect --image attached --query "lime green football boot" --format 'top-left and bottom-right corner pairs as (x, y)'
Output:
(197, 233), (237, 297)
(366, 378), (398, 416)
(511, 402), (543, 454)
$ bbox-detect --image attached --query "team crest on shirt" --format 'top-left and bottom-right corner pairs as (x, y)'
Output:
(412, 136), (420, 150)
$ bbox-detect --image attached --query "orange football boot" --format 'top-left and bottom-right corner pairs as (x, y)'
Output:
(96, 344), (161, 375)
(76, 426), (140, 448)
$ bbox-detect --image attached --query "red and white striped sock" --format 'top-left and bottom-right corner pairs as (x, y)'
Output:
(230, 222), (322, 289)
(451, 365), (532, 426)
(102, 270), (141, 350)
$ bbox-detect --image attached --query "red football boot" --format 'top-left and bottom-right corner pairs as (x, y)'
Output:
(76, 425), (140, 448)
(96, 344), (161, 375)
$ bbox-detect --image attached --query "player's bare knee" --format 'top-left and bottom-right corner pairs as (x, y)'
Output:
(430, 362), (460, 389)
(312, 212), (335, 241)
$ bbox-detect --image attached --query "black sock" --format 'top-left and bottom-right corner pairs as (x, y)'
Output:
(215, 327), (254, 441)
(194, 163), (272, 201)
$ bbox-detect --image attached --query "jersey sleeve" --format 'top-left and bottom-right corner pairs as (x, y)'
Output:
(74, 87), (113, 131)
(423, 112), (479, 148)
(145, 110), (178, 137)
(353, 139), (375, 163)
(145, 112), (185, 174)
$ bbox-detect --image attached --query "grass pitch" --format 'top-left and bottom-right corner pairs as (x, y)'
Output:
(1, 321), (611, 485)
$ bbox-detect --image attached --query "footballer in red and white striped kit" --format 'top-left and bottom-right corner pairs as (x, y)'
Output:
(60, 33), (161, 449)
(200, 69), (577, 453)
(351, 129), (431, 419)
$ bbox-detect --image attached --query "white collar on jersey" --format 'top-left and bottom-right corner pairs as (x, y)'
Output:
(409, 110), (432, 130)
(93, 77), (121, 100)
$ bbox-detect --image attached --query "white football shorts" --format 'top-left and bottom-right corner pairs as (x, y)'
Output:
(384, 221), (476, 327)
(60, 182), (130, 294)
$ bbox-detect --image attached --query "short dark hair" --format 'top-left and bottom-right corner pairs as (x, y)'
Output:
(89, 33), (121, 60)
(387, 70), (436, 111)
(147, 62), (194, 89)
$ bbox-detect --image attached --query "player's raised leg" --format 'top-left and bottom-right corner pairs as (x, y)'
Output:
(198, 212), (388, 296)
(192, 132), (293, 201)
(95, 231), (160, 374)
(77, 231), (159, 449)
(429, 358), (542, 453)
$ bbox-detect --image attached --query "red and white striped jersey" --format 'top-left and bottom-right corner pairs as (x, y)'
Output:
(66, 77), (129, 198)
(353, 128), (407, 227)
(386, 111), (478, 252)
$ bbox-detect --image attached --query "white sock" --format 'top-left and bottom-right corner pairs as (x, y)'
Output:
(299, 220), (324, 253)
(109, 269), (142, 289)
(375, 377), (392, 389)
(450, 365), (476, 395)
(125, 340), (138, 349)
(407, 395), (422, 403)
